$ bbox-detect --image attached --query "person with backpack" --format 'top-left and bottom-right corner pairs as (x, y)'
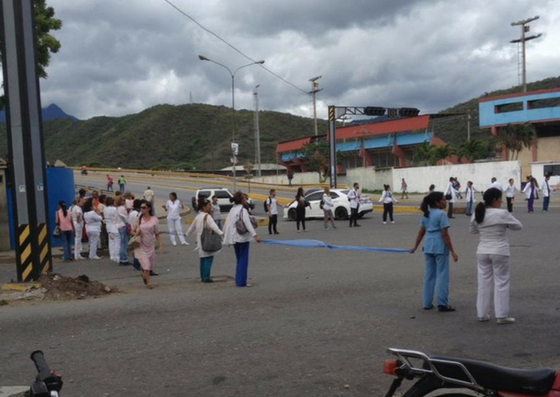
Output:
(185, 198), (224, 283)
(265, 189), (279, 235)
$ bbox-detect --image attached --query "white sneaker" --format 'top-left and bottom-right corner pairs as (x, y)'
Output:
(497, 317), (516, 324)
(172, 242), (177, 246)
(478, 316), (490, 322)
(383, 222), (387, 224)
(76, 256), (85, 260)
(91, 256), (102, 260)
(391, 221), (395, 224)
(181, 241), (189, 246)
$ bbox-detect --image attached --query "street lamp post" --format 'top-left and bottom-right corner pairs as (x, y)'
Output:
(253, 85), (262, 177)
(198, 55), (265, 191)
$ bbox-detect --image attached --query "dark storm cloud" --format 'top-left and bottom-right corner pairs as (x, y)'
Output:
(39, 0), (559, 121)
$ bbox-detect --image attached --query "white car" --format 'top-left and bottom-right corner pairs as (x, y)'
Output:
(283, 189), (373, 220)
(192, 187), (254, 212)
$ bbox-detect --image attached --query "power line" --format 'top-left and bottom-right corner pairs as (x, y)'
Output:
(163, 0), (317, 100)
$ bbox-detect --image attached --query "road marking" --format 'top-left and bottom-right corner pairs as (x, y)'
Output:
(0, 386), (29, 396)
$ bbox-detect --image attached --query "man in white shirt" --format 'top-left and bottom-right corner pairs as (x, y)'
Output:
(266, 189), (279, 235)
(541, 174), (553, 212)
(489, 177), (503, 191)
(71, 198), (85, 259)
(348, 183), (361, 227)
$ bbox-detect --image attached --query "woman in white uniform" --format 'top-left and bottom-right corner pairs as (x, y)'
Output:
(469, 187), (522, 324)
(83, 198), (103, 260)
(103, 196), (121, 263)
(163, 192), (188, 246)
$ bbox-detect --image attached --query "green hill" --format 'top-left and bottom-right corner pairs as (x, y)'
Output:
(0, 75), (559, 169)
(0, 103), (329, 170)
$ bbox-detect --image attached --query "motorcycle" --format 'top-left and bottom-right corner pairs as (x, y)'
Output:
(28, 350), (63, 396)
(383, 348), (559, 397)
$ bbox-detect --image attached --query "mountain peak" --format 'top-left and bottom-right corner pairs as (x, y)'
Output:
(0, 103), (79, 123)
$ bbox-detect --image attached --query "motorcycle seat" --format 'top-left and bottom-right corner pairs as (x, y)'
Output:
(431, 356), (556, 396)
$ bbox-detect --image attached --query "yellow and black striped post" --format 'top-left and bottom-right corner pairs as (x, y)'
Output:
(1, 0), (53, 281)
(328, 106), (338, 188)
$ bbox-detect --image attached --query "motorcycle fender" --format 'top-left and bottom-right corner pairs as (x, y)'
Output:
(402, 375), (480, 397)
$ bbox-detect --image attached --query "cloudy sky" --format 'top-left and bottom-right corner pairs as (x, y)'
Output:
(38, 0), (560, 121)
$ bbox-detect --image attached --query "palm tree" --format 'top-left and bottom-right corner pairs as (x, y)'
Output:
(431, 144), (456, 165)
(496, 123), (537, 160)
(412, 142), (436, 166)
(457, 139), (488, 162)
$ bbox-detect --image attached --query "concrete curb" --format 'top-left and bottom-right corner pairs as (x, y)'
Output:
(1, 282), (42, 292)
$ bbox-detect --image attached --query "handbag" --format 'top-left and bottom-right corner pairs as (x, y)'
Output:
(128, 234), (141, 251)
(52, 226), (61, 238)
(445, 193), (452, 200)
(201, 214), (222, 252)
(235, 209), (258, 235)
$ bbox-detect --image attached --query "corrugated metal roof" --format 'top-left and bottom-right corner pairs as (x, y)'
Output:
(336, 115), (431, 139)
(276, 137), (312, 153)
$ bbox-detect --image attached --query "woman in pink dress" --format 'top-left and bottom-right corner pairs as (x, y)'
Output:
(131, 201), (164, 289)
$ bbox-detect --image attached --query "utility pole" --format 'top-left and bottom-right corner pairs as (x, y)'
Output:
(510, 16), (541, 93)
(309, 76), (322, 136)
(467, 110), (471, 142)
(253, 85), (262, 177)
(0, 0), (53, 281)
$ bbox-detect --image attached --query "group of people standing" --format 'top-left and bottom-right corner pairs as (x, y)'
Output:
(186, 191), (262, 287)
(441, 174), (556, 219)
(58, 188), (166, 289)
(411, 187), (522, 323)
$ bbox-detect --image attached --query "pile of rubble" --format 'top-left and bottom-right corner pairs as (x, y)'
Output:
(0, 273), (117, 305)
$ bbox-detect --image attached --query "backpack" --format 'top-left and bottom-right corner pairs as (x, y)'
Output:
(319, 199), (324, 210)
(264, 197), (271, 212)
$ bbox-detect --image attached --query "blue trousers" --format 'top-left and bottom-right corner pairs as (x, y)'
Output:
(543, 196), (550, 211)
(60, 231), (73, 260)
(466, 200), (474, 216)
(423, 253), (450, 308)
(200, 256), (215, 281)
(118, 226), (129, 263)
(234, 242), (250, 287)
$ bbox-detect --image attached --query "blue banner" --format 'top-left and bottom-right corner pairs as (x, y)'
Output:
(262, 239), (411, 253)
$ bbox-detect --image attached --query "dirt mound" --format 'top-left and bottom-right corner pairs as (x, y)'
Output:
(40, 273), (117, 301)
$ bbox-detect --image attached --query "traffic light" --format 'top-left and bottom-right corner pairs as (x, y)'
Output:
(387, 108), (399, 118)
(399, 108), (420, 117)
(364, 107), (386, 116)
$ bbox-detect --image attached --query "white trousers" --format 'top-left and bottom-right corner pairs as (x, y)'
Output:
(108, 232), (121, 262)
(476, 253), (511, 318)
(168, 218), (186, 244)
(74, 222), (83, 259)
(87, 231), (100, 259)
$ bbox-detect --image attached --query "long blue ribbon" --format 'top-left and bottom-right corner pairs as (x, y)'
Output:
(261, 239), (411, 253)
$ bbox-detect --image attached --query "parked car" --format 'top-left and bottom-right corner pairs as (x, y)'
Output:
(283, 189), (373, 220)
(192, 187), (254, 212)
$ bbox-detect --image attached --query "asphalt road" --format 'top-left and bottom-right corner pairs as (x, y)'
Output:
(1, 185), (560, 396)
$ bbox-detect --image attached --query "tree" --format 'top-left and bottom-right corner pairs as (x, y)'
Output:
(299, 141), (331, 183)
(456, 139), (489, 162)
(412, 142), (437, 166)
(431, 144), (456, 165)
(0, 0), (62, 107)
(495, 123), (537, 160)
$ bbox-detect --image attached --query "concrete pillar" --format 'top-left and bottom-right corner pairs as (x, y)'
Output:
(0, 160), (10, 251)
